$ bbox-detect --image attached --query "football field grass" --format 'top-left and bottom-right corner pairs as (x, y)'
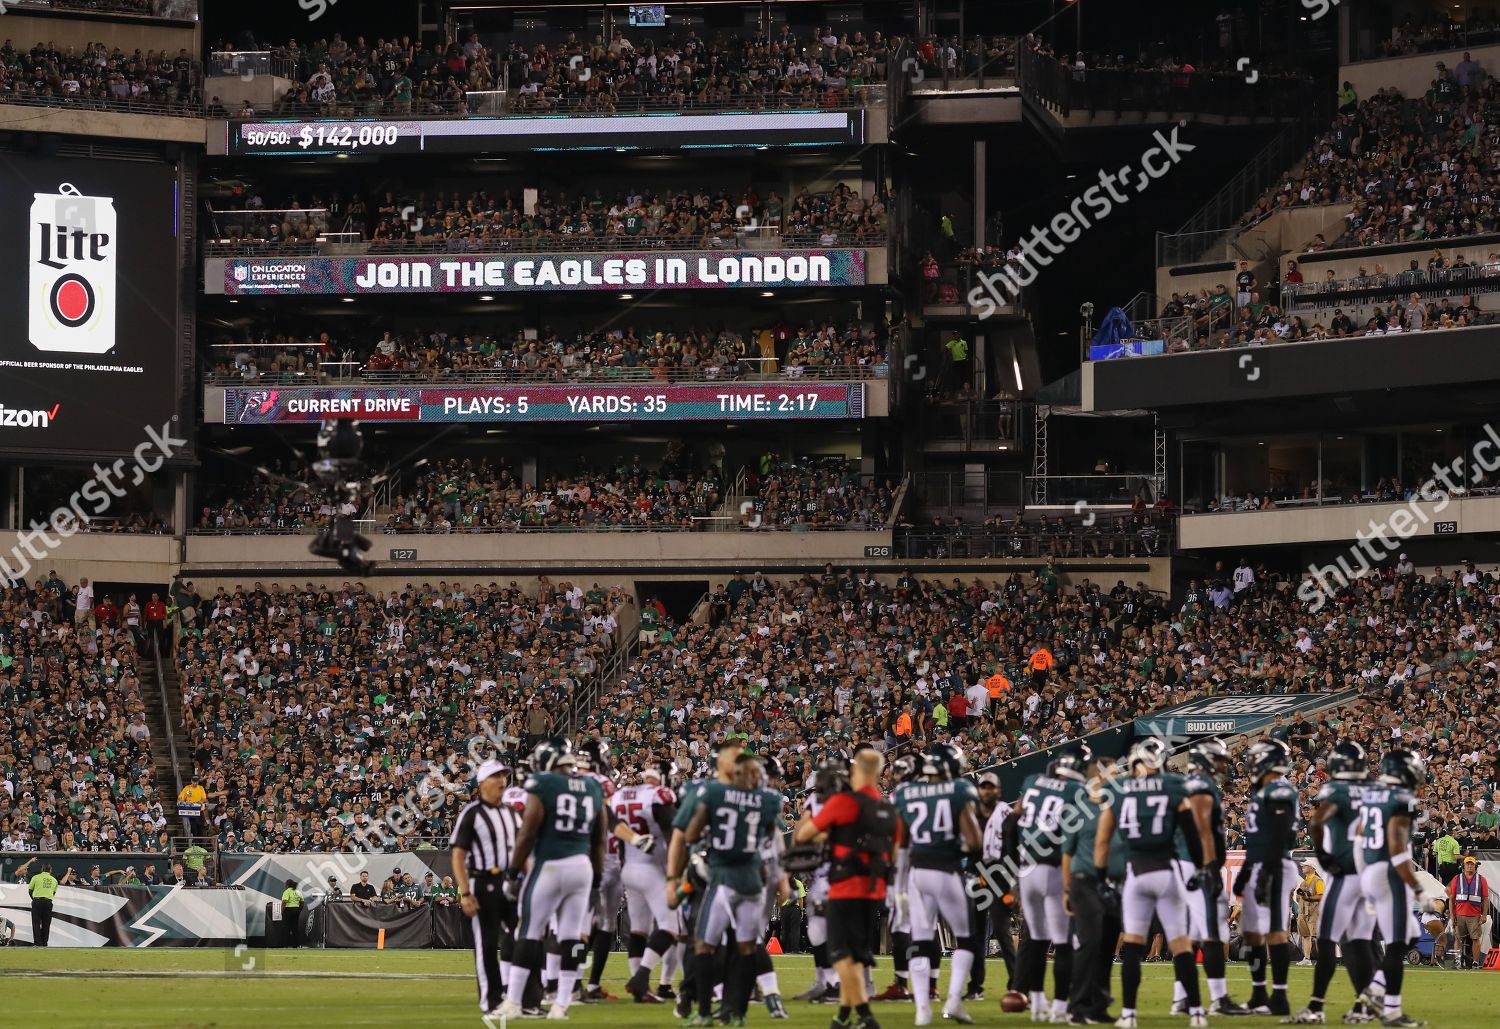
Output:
(0, 950), (1485, 1029)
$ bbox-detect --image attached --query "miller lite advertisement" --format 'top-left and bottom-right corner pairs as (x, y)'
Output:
(30, 183), (118, 354)
(0, 157), (181, 458)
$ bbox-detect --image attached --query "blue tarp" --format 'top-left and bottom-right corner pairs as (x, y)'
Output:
(1089, 307), (1135, 351)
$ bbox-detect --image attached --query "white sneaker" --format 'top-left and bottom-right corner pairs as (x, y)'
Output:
(916, 1010), (933, 1027)
(943, 1002), (975, 1024)
(1171, 999), (1189, 1016)
(1033, 1010), (1051, 1023)
(1052, 1012), (1072, 1024)
(1114, 1016), (1137, 1029)
(545, 1004), (568, 1020)
(1190, 1015), (1208, 1029)
(1298, 959), (1314, 967)
(490, 1000), (524, 1021)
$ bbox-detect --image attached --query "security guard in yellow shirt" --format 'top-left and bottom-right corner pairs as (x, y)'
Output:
(29, 864), (61, 946)
(281, 879), (304, 948)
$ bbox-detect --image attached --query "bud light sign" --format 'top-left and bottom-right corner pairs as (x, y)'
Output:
(30, 183), (117, 354)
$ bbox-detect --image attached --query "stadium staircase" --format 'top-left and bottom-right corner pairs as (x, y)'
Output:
(140, 641), (193, 837)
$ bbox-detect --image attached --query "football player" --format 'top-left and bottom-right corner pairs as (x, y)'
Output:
(1286, 741), (1379, 1025)
(1095, 738), (1216, 1029)
(1233, 739), (1300, 1017)
(1354, 750), (1444, 1028)
(893, 741), (983, 1026)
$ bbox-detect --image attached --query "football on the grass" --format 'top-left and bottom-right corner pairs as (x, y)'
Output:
(1001, 991), (1028, 1012)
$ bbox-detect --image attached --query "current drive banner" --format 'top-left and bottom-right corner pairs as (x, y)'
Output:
(210, 249), (867, 296)
(218, 382), (866, 424)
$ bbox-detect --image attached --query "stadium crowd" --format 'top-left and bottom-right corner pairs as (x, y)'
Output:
(1151, 283), (1495, 351)
(0, 575), (175, 854)
(192, 449), (898, 535)
(221, 26), (899, 119)
(174, 577), (629, 853)
(208, 316), (889, 381)
(1236, 64), (1500, 245)
(0, 38), (200, 110)
(209, 180), (888, 251)
(7, 550), (1500, 854)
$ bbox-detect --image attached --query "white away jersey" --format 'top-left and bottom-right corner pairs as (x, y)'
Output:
(611, 781), (676, 869)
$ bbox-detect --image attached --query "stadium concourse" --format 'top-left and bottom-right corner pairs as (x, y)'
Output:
(1, 560), (1496, 859)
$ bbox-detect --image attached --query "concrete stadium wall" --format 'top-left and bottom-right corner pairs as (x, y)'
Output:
(1341, 43), (1500, 101)
(0, 12), (198, 54)
(0, 530), (177, 587)
(0, 531), (1173, 599)
(0, 102), (204, 144)
(1179, 494), (1500, 550)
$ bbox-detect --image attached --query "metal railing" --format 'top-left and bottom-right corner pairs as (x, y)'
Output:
(1156, 96), (1335, 268)
(897, 525), (1172, 559)
(1026, 474), (1158, 506)
(150, 633), (185, 807)
(208, 51), (299, 80)
(1019, 46), (1318, 122)
(206, 363), (888, 388)
(203, 229), (886, 258)
(919, 400), (1024, 447)
(1282, 263), (1500, 313)
(912, 471), (1025, 518)
(0, 90), (202, 119)
(1084, 314), (1197, 358)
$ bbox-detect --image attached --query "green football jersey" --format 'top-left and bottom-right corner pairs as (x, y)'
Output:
(895, 777), (978, 870)
(1243, 777), (1301, 862)
(1313, 779), (1365, 873)
(1016, 773), (1088, 866)
(672, 779), (708, 832)
(1174, 771), (1224, 866)
(698, 781), (775, 893)
(1356, 783), (1418, 866)
(1114, 773), (1186, 858)
(528, 770), (604, 862)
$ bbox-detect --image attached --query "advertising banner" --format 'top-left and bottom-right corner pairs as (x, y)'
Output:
(213, 249), (867, 296)
(320, 901), (471, 949)
(219, 382), (866, 424)
(222, 110), (863, 156)
(1089, 340), (1165, 360)
(0, 157), (182, 458)
(1133, 690), (1355, 739)
(0, 883), (247, 947)
(220, 851), (411, 936)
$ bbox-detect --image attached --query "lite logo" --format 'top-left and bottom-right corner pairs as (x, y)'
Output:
(29, 183), (117, 355)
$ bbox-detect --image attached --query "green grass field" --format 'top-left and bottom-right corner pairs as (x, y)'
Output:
(0, 950), (1482, 1029)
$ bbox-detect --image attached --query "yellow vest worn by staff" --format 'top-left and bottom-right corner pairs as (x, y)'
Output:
(29, 872), (60, 900)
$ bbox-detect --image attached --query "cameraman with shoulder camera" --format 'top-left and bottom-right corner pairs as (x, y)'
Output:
(795, 744), (897, 1029)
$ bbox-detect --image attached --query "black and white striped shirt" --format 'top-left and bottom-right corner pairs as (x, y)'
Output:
(450, 799), (521, 873)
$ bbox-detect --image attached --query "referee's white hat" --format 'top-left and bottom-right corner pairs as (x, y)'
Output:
(476, 758), (510, 782)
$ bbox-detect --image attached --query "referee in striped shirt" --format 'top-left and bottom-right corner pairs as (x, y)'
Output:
(453, 757), (523, 1015)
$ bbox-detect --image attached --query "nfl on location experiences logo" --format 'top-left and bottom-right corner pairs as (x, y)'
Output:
(29, 182), (117, 354)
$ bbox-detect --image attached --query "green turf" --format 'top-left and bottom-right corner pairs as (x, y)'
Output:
(0, 951), (1482, 1028)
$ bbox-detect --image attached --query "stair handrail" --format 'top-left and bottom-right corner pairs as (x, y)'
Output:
(151, 632), (185, 802)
